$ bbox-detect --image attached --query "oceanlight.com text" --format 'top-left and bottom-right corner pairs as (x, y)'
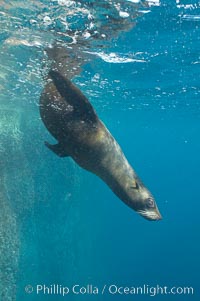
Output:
(25, 283), (194, 297)
(108, 284), (194, 296)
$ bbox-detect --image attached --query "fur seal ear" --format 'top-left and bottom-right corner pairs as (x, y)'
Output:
(130, 180), (139, 190)
(45, 141), (70, 157)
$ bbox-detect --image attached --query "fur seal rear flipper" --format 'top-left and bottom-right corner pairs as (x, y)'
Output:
(40, 70), (162, 221)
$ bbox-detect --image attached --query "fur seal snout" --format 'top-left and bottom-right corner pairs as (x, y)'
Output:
(40, 70), (162, 221)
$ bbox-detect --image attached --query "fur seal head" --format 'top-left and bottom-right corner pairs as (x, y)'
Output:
(126, 181), (161, 220)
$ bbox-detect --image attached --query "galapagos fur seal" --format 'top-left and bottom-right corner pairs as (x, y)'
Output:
(39, 70), (162, 221)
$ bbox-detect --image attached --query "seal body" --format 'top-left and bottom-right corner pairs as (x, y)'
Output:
(40, 70), (162, 221)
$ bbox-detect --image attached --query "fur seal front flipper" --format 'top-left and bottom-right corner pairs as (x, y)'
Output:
(44, 141), (70, 157)
(40, 70), (162, 221)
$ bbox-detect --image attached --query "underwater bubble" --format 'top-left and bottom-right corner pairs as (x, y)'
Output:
(83, 32), (91, 39)
(43, 15), (52, 26)
(57, 0), (75, 7)
(119, 11), (130, 18)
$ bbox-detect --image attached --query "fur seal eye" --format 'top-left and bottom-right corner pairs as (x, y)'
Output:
(146, 198), (155, 208)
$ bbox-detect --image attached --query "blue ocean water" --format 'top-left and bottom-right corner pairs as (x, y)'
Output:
(0, 0), (200, 300)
